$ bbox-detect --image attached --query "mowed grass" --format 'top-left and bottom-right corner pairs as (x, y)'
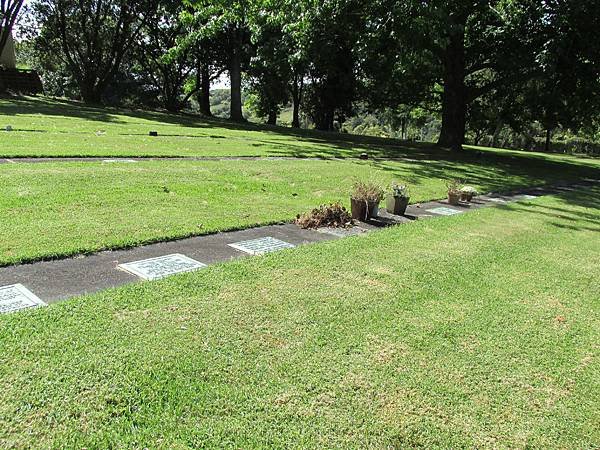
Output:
(0, 96), (422, 158)
(1, 189), (598, 448)
(2, 96), (600, 169)
(1, 156), (598, 267)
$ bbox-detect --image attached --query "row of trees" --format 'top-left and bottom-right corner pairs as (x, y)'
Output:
(4, 0), (600, 151)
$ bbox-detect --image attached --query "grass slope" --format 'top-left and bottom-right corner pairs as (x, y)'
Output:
(0, 96), (422, 158)
(1, 188), (599, 448)
(0, 156), (598, 267)
(1, 97), (600, 168)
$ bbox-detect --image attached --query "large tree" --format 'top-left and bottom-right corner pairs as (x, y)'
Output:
(301, 0), (366, 131)
(186, 0), (254, 122)
(134, 1), (196, 112)
(32, 0), (156, 103)
(363, 0), (527, 151)
(508, 0), (600, 152)
(0, 0), (23, 59)
(246, 14), (292, 125)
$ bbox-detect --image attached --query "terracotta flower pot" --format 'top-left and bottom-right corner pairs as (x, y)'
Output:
(448, 192), (460, 206)
(350, 198), (368, 221)
(387, 196), (410, 215)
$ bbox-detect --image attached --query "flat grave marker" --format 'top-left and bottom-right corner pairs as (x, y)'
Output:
(228, 237), (295, 255)
(118, 254), (206, 280)
(317, 226), (369, 238)
(426, 207), (463, 216)
(487, 197), (508, 203)
(0, 284), (47, 314)
(518, 194), (538, 200)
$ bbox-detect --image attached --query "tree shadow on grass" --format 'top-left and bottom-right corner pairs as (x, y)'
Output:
(0, 96), (446, 158)
(367, 150), (600, 197)
(493, 185), (600, 232)
(3, 97), (600, 182)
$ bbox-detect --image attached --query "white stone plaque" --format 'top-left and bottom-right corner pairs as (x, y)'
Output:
(518, 194), (538, 200)
(426, 207), (463, 216)
(228, 237), (295, 255)
(0, 284), (47, 314)
(487, 197), (507, 203)
(102, 159), (137, 163)
(317, 226), (368, 237)
(118, 254), (206, 280)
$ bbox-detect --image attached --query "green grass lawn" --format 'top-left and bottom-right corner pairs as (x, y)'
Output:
(1, 188), (598, 448)
(2, 96), (600, 170)
(1, 155), (598, 267)
(0, 96), (421, 158)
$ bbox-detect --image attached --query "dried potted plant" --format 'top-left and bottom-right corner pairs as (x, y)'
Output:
(460, 185), (478, 202)
(446, 179), (463, 206)
(350, 181), (385, 220)
(386, 182), (410, 215)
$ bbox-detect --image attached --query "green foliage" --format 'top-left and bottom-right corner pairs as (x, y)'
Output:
(29, 0), (158, 103)
(17, 0), (600, 146)
(390, 182), (410, 198)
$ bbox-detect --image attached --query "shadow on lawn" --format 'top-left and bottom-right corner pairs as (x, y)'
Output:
(495, 185), (600, 232)
(1, 96), (439, 158)
(3, 96), (600, 185)
(369, 154), (600, 199)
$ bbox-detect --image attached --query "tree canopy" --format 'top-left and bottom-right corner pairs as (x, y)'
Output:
(16, 0), (600, 151)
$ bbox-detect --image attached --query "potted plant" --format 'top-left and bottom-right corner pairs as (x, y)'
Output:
(460, 185), (478, 202)
(446, 179), (463, 206)
(386, 182), (410, 215)
(350, 181), (385, 220)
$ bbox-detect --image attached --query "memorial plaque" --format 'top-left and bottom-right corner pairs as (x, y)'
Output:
(487, 197), (507, 203)
(519, 194), (538, 200)
(426, 207), (463, 216)
(118, 254), (206, 280)
(0, 284), (47, 314)
(103, 159), (137, 163)
(317, 226), (368, 237)
(228, 237), (295, 255)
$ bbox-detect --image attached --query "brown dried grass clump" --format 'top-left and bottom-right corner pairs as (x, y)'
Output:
(295, 202), (353, 229)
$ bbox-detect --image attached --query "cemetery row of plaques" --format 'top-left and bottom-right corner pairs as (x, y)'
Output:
(1, 237), (296, 315)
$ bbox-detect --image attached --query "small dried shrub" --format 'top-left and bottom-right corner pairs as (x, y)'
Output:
(351, 181), (385, 202)
(446, 179), (464, 194)
(296, 202), (353, 229)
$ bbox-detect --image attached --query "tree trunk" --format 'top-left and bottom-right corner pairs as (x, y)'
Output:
(79, 80), (103, 104)
(229, 33), (244, 122)
(491, 121), (503, 148)
(163, 77), (181, 112)
(291, 74), (303, 128)
(545, 128), (552, 152)
(401, 117), (406, 140)
(291, 99), (300, 128)
(437, 24), (466, 152)
(267, 107), (277, 125)
(198, 66), (212, 116)
(315, 108), (335, 131)
(164, 95), (180, 112)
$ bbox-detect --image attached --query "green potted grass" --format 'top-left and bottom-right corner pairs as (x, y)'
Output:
(460, 185), (478, 202)
(446, 179), (463, 206)
(386, 182), (410, 215)
(350, 181), (385, 220)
